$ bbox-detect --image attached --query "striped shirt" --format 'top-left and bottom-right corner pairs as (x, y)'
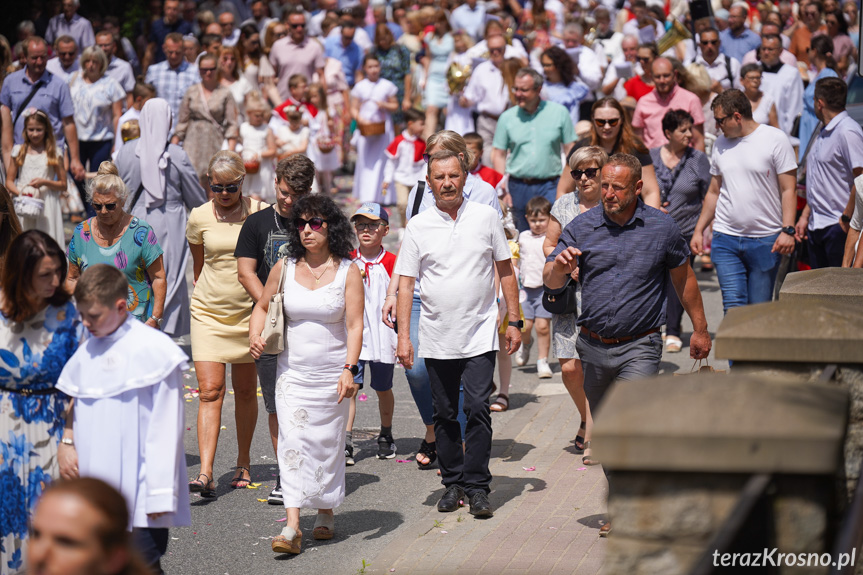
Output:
(144, 60), (200, 124)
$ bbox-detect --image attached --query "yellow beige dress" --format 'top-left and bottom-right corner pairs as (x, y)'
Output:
(185, 199), (265, 363)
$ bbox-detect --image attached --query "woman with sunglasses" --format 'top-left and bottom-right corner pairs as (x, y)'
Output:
(186, 151), (266, 497)
(172, 53), (240, 192)
(648, 109), (710, 353)
(557, 98), (660, 207)
(249, 194), (363, 554)
(543, 146), (606, 466)
(65, 161), (166, 329)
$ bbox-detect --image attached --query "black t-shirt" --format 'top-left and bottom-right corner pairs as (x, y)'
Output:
(234, 206), (291, 287)
(567, 137), (652, 167)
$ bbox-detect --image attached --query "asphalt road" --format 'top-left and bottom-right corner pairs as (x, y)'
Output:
(162, 258), (728, 575)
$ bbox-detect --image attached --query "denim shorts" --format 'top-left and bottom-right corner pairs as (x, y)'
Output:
(353, 360), (395, 392)
(521, 286), (552, 320)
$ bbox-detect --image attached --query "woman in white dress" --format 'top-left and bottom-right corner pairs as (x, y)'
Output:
(219, 45), (255, 124)
(249, 194), (363, 555)
(350, 54), (399, 204)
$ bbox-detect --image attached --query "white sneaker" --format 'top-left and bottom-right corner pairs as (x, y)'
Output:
(536, 358), (553, 379)
(515, 341), (532, 367)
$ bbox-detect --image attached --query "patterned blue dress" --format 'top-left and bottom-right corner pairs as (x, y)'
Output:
(0, 299), (81, 575)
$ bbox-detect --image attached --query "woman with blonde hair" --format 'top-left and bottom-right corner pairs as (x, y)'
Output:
(65, 161), (166, 327)
(218, 44), (254, 123)
(186, 151), (266, 497)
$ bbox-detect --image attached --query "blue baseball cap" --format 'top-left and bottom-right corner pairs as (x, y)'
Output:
(351, 202), (389, 223)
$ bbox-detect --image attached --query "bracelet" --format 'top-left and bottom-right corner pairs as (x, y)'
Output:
(60, 437), (74, 446)
(385, 294), (397, 299)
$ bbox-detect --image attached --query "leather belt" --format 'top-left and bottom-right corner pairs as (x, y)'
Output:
(510, 176), (558, 185)
(479, 111), (500, 121)
(580, 326), (660, 345)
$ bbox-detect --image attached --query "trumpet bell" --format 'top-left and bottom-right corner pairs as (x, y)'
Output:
(446, 62), (472, 94)
(657, 19), (693, 55)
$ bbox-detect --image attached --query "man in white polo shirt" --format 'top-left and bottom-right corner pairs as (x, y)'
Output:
(394, 149), (522, 519)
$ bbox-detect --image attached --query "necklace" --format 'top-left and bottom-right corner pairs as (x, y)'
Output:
(304, 257), (332, 285)
(273, 208), (286, 233)
(214, 198), (244, 222)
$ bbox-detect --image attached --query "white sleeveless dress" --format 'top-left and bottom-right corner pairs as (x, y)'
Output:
(275, 258), (351, 509)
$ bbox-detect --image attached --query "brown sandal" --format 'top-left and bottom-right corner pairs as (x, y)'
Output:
(490, 393), (509, 412)
(272, 527), (302, 554)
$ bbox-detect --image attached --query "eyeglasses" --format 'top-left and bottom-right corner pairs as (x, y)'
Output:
(714, 114), (732, 126)
(699, 39), (719, 46)
(290, 23), (306, 29)
(571, 167), (600, 179)
(92, 202), (118, 212)
(743, 74), (762, 81)
(594, 117), (620, 127)
(199, 67), (216, 73)
(58, 51), (76, 57)
(297, 217), (327, 231)
(209, 179), (243, 193)
(354, 222), (383, 231)
(489, 47), (505, 54)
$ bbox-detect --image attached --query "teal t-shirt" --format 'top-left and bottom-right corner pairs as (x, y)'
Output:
(67, 217), (164, 321)
(492, 100), (576, 179)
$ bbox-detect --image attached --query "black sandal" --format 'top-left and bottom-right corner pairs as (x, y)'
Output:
(575, 422), (586, 452)
(189, 473), (216, 498)
(230, 466), (252, 489)
(416, 440), (437, 470)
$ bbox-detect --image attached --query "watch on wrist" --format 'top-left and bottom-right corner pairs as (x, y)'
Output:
(343, 364), (360, 377)
(781, 226), (795, 236)
(508, 320), (524, 329)
(842, 214), (852, 224)
(150, 316), (163, 328)
(60, 437), (74, 446)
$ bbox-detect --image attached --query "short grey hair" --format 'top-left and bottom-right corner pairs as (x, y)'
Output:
(427, 149), (469, 178)
(516, 67), (544, 91)
(17, 21), (35, 36)
(80, 46), (108, 75)
(569, 146), (609, 171)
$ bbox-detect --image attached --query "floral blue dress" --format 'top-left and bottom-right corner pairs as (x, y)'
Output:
(0, 299), (81, 574)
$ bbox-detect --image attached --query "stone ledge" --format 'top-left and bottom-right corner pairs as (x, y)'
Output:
(779, 268), (863, 307)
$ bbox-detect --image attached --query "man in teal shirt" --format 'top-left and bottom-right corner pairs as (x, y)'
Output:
(492, 67), (576, 232)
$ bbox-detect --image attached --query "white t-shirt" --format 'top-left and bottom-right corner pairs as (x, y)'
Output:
(710, 124), (798, 237)
(394, 200), (511, 360)
(517, 230), (546, 289)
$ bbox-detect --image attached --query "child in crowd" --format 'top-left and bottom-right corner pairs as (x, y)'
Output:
(515, 196), (553, 378)
(120, 120), (141, 144)
(382, 109), (426, 225)
(275, 73), (315, 125)
(491, 224), (522, 413)
(464, 132), (503, 190)
(307, 82), (340, 195)
(345, 203), (398, 463)
(5, 108), (67, 248)
(273, 106), (310, 160)
(240, 93), (277, 202)
(57, 265), (190, 573)
(113, 81), (156, 156)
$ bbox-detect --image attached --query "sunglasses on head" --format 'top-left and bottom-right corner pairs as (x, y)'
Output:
(571, 167), (600, 179)
(296, 217), (327, 231)
(92, 202), (118, 212)
(209, 179), (243, 194)
(594, 117), (620, 127)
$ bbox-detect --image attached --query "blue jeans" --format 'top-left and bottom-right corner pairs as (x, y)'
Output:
(711, 231), (781, 314)
(508, 178), (557, 232)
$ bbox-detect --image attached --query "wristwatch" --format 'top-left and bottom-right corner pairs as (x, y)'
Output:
(150, 315), (163, 328)
(508, 320), (524, 329)
(781, 226), (796, 236)
(842, 214), (852, 224)
(60, 437), (74, 446)
(343, 364), (360, 376)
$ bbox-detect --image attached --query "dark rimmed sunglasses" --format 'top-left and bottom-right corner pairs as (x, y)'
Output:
(594, 118), (620, 128)
(296, 217), (327, 231)
(92, 202), (118, 212)
(571, 167), (600, 180)
(209, 179), (243, 194)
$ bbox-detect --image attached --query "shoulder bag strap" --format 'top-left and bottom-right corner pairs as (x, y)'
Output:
(13, 80), (45, 127)
(277, 257), (288, 293)
(724, 57), (733, 89)
(410, 180), (425, 218)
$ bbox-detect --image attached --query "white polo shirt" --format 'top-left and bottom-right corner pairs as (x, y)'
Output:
(394, 200), (511, 360)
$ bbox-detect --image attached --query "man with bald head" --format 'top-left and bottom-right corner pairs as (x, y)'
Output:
(219, 11), (240, 46)
(632, 57), (705, 150)
(719, 3), (762, 63)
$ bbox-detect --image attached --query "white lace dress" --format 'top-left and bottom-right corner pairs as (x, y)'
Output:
(239, 122), (276, 202)
(13, 146), (65, 248)
(275, 258), (351, 509)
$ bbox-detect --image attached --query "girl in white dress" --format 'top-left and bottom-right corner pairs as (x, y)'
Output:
(249, 195), (363, 556)
(350, 55), (399, 204)
(4, 110), (67, 248)
(272, 106), (310, 161)
(239, 94), (277, 202)
(307, 83), (339, 195)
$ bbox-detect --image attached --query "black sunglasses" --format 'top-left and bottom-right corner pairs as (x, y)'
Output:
(92, 202), (118, 212)
(571, 167), (600, 179)
(354, 222), (383, 231)
(290, 23), (306, 29)
(714, 114), (732, 126)
(700, 39), (719, 46)
(209, 179), (243, 194)
(297, 217), (327, 231)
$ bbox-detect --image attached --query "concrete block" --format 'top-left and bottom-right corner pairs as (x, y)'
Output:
(715, 300), (863, 364)
(779, 268), (863, 308)
(593, 374), (848, 474)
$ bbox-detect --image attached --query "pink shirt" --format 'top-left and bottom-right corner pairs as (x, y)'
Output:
(631, 85), (705, 149)
(269, 37), (326, 100)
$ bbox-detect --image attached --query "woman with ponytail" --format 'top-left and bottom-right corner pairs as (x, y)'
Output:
(64, 161), (167, 328)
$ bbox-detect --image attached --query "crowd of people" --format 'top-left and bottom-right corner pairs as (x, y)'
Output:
(1, 0), (863, 571)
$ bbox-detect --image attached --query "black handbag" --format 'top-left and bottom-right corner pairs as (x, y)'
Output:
(542, 279), (578, 315)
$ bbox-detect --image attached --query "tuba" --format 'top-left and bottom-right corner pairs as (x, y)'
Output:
(447, 61), (472, 94)
(657, 19), (692, 54)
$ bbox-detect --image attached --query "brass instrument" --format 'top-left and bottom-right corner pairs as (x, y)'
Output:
(446, 61), (472, 94)
(657, 19), (692, 54)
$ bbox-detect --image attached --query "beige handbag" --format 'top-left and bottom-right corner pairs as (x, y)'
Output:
(261, 259), (288, 355)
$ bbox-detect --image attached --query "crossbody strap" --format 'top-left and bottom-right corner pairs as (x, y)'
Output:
(410, 180), (425, 219)
(13, 80), (45, 127)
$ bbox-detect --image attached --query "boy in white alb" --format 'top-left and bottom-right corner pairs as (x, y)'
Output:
(57, 264), (191, 574)
(346, 203), (399, 461)
(382, 109), (426, 225)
